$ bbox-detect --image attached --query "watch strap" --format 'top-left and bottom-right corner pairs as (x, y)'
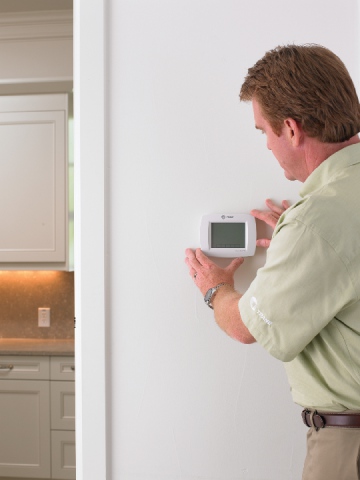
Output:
(204, 282), (230, 309)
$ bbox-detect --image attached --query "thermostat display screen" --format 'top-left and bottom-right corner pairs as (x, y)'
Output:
(211, 223), (246, 248)
(200, 213), (256, 258)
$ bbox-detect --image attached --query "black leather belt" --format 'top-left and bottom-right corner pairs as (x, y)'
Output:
(302, 409), (360, 430)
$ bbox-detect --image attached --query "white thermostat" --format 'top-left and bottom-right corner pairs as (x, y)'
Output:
(200, 213), (256, 258)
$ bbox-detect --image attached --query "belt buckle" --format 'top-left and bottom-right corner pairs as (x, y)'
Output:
(302, 409), (325, 431)
(312, 411), (325, 431)
(302, 409), (312, 427)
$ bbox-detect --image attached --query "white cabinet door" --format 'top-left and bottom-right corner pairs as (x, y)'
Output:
(0, 379), (51, 478)
(0, 94), (68, 269)
(50, 356), (76, 479)
(51, 380), (75, 431)
(51, 430), (76, 480)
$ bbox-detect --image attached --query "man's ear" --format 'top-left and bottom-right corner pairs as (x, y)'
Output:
(283, 118), (302, 147)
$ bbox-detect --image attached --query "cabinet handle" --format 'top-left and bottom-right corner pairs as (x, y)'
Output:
(71, 366), (75, 371)
(0, 364), (14, 371)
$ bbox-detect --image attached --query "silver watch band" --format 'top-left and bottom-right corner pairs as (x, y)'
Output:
(204, 282), (230, 309)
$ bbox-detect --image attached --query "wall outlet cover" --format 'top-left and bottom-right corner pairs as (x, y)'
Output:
(38, 307), (51, 327)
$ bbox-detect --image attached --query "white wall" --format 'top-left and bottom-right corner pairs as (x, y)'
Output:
(107, 1), (359, 479)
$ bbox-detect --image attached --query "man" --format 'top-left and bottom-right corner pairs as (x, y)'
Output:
(185, 44), (360, 480)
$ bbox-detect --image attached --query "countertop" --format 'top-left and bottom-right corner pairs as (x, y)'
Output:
(0, 338), (74, 356)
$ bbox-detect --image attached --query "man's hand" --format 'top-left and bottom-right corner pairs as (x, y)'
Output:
(251, 199), (290, 248)
(184, 248), (255, 344)
(184, 248), (243, 295)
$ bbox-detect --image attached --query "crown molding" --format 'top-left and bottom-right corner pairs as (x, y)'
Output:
(0, 78), (73, 95)
(0, 10), (72, 41)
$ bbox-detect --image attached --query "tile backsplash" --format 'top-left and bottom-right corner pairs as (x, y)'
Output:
(0, 271), (74, 339)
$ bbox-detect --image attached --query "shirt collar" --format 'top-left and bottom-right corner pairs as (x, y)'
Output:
(300, 143), (360, 197)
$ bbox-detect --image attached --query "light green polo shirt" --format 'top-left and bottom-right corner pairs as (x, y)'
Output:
(239, 143), (360, 411)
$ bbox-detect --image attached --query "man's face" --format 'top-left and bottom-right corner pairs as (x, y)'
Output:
(252, 99), (306, 182)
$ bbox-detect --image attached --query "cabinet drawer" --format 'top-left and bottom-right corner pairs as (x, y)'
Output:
(0, 355), (49, 380)
(51, 356), (75, 381)
(51, 380), (75, 430)
(51, 430), (76, 480)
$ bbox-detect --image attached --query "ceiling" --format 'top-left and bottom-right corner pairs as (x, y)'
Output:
(0, 0), (72, 13)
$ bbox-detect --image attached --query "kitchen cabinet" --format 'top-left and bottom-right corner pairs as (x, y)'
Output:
(0, 356), (51, 478)
(0, 94), (70, 270)
(0, 355), (75, 480)
(50, 356), (76, 480)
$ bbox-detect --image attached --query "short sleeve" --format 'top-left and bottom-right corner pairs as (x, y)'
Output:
(239, 220), (357, 362)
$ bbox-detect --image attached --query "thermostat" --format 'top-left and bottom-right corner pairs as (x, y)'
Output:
(200, 213), (256, 258)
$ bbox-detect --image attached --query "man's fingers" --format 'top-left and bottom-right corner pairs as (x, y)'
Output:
(251, 209), (278, 229)
(252, 199), (290, 230)
(256, 238), (271, 248)
(184, 248), (195, 263)
(194, 248), (213, 267)
(266, 198), (290, 214)
(282, 200), (291, 210)
(251, 208), (271, 222)
(265, 198), (285, 215)
(185, 248), (213, 274)
(185, 248), (200, 269)
(226, 257), (244, 275)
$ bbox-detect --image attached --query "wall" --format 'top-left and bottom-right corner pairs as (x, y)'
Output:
(107, 1), (359, 479)
(0, 271), (74, 339)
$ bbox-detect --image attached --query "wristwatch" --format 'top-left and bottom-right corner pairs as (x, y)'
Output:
(204, 283), (229, 309)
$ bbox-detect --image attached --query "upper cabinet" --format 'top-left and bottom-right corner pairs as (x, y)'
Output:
(0, 5), (73, 270)
(0, 93), (71, 270)
(0, 7), (73, 95)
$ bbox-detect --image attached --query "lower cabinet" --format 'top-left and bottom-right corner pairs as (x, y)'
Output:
(0, 355), (75, 480)
(51, 431), (76, 480)
(50, 358), (76, 480)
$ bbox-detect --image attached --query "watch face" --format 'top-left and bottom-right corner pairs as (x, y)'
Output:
(204, 287), (215, 303)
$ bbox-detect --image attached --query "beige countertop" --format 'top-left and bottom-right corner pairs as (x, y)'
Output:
(0, 338), (74, 356)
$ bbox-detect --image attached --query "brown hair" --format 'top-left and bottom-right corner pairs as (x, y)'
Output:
(240, 44), (360, 143)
